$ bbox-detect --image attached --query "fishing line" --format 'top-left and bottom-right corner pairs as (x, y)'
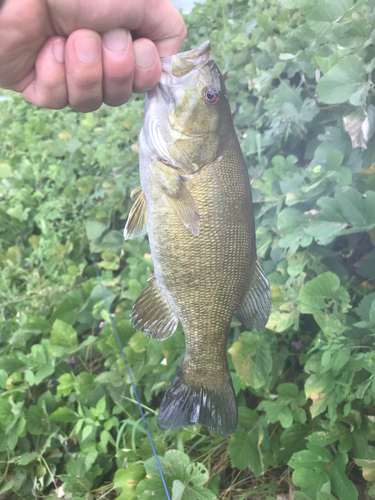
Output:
(92, 258), (171, 500)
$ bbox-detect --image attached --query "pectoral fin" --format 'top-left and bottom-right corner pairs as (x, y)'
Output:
(164, 177), (200, 236)
(124, 187), (147, 240)
(131, 275), (178, 340)
(130, 186), (143, 201)
(235, 259), (272, 331)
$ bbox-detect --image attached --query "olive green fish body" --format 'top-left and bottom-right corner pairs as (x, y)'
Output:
(146, 135), (255, 385)
(125, 42), (271, 435)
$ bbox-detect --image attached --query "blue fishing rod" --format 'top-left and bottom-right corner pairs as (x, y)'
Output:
(92, 259), (171, 500)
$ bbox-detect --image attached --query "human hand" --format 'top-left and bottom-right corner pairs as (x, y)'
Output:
(0, 0), (186, 112)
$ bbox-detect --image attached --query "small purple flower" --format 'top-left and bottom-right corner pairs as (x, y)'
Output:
(232, 105), (238, 117)
(54, 478), (59, 485)
(291, 341), (304, 351)
(99, 321), (105, 329)
(68, 357), (76, 368)
(24, 263), (30, 269)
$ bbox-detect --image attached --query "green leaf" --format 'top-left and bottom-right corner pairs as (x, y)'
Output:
(51, 291), (84, 324)
(278, 424), (309, 461)
(293, 493), (314, 500)
(59, 475), (92, 495)
(305, 372), (335, 418)
(289, 448), (331, 472)
(0, 398), (12, 426)
(114, 463), (145, 500)
(337, 189), (375, 229)
(135, 450), (215, 500)
(97, 395), (106, 414)
(0, 369), (8, 389)
(228, 332), (272, 390)
(172, 480), (185, 500)
(25, 404), (50, 435)
(86, 220), (107, 240)
(0, 480), (15, 495)
(7, 416), (26, 451)
(81, 425), (94, 441)
(299, 272), (350, 315)
(308, 0), (354, 23)
(369, 485), (375, 499)
(228, 408), (269, 476)
(16, 452), (39, 465)
(292, 468), (330, 498)
(56, 373), (75, 397)
(356, 248), (375, 279)
(354, 458), (375, 482)
(258, 400), (293, 428)
(307, 188), (375, 244)
(49, 407), (78, 423)
(328, 453), (358, 500)
(317, 493), (336, 500)
(356, 293), (375, 321)
(317, 56), (368, 105)
(50, 319), (78, 357)
(277, 208), (312, 253)
(277, 383), (299, 399)
(369, 299), (375, 324)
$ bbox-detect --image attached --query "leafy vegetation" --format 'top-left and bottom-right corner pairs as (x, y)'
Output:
(1, 0), (375, 498)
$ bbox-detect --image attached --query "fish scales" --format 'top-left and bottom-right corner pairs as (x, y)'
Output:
(124, 41), (271, 435)
(149, 136), (253, 384)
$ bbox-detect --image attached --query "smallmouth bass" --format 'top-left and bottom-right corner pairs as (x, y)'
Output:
(124, 41), (271, 435)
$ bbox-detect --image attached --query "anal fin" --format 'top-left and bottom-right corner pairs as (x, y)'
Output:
(124, 187), (147, 240)
(235, 259), (272, 331)
(131, 275), (178, 340)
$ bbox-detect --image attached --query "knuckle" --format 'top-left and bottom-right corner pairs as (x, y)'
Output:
(69, 100), (102, 113)
(179, 21), (187, 41)
(105, 64), (134, 82)
(37, 91), (67, 110)
(71, 71), (101, 91)
(104, 91), (131, 107)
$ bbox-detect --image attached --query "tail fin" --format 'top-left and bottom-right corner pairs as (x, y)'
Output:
(157, 367), (238, 435)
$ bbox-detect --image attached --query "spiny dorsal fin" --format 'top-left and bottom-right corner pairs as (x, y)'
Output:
(164, 177), (200, 236)
(235, 259), (272, 331)
(124, 187), (147, 240)
(131, 275), (178, 340)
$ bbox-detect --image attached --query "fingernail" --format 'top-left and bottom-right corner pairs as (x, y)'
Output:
(74, 36), (99, 64)
(53, 39), (65, 64)
(102, 28), (129, 51)
(134, 43), (155, 67)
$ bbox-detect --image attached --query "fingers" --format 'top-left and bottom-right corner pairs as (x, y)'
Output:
(19, 28), (162, 111)
(65, 29), (102, 112)
(21, 36), (68, 109)
(65, 29), (162, 108)
(101, 28), (134, 107)
(133, 38), (162, 93)
(2, 0), (186, 111)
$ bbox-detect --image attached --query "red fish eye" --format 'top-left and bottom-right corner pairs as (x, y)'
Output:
(204, 87), (219, 104)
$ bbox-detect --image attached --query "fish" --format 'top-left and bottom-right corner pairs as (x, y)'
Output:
(124, 41), (271, 436)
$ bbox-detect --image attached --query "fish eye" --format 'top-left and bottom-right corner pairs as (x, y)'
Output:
(204, 87), (219, 105)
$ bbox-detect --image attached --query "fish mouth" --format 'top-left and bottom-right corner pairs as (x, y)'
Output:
(161, 40), (211, 78)
(156, 41), (214, 106)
